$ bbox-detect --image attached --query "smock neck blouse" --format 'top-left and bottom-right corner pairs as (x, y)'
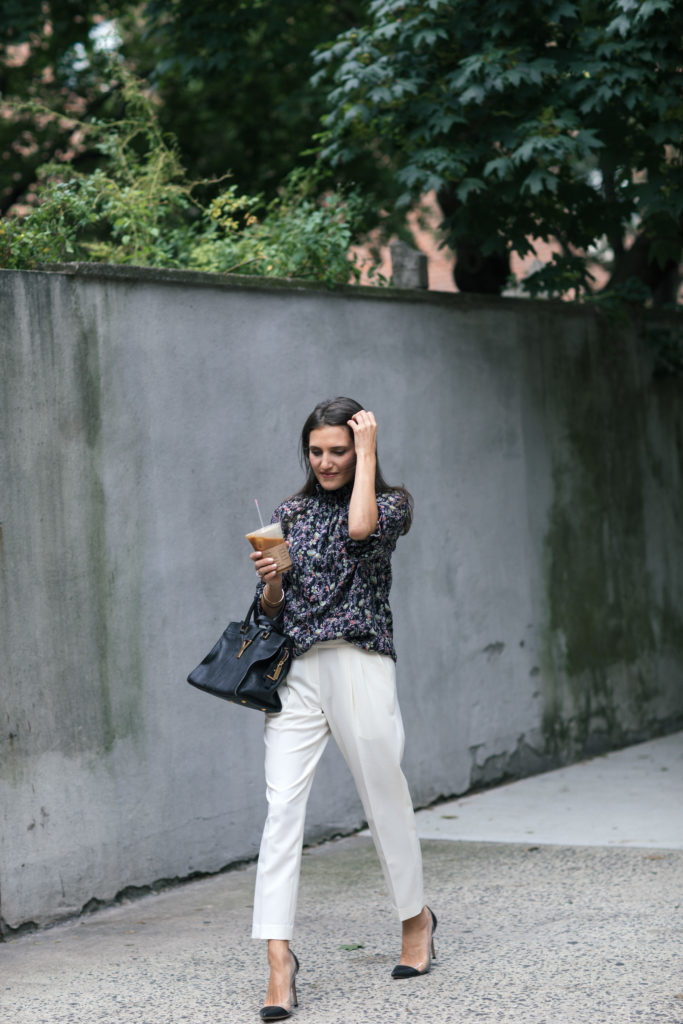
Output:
(264, 483), (409, 661)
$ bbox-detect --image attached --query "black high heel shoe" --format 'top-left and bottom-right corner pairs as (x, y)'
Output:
(391, 907), (437, 979)
(260, 950), (299, 1021)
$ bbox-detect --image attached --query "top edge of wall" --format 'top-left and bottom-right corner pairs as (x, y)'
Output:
(3, 263), (682, 325)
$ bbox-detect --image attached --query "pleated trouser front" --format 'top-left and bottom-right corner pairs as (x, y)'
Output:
(252, 639), (424, 940)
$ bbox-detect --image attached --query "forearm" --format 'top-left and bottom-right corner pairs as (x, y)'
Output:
(261, 580), (284, 618)
(348, 452), (378, 539)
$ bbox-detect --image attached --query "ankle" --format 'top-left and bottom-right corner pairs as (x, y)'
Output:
(402, 907), (429, 934)
(267, 939), (291, 967)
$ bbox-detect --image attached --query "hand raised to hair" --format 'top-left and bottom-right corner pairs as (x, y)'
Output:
(347, 409), (377, 457)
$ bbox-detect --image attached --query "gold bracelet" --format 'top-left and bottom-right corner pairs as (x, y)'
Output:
(262, 588), (284, 609)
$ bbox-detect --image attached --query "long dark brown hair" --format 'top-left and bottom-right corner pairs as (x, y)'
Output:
(295, 396), (413, 534)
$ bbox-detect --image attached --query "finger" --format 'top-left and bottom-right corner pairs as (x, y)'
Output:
(349, 410), (375, 425)
(250, 551), (274, 562)
(348, 416), (376, 440)
(253, 556), (277, 575)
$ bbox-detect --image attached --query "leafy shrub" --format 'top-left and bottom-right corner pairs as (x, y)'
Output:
(0, 71), (378, 287)
(189, 169), (374, 285)
(0, 73), (198, 269)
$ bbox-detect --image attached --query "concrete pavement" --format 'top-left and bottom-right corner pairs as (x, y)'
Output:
(2, 732), (682, 1024)
(412, 729), (683, 849)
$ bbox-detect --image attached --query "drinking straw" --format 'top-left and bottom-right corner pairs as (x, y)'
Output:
(254, 498), (265, 529)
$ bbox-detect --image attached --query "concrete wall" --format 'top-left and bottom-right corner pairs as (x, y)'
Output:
(1, 265), (682, 933)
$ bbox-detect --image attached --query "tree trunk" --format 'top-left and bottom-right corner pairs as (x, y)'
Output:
(605, 229), (682, 307)
(437, 184), (510, 295)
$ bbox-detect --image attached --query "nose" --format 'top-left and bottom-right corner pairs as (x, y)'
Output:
(320, 453), (334, 471)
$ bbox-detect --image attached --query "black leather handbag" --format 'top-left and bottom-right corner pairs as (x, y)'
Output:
(187, 596), (292, 712)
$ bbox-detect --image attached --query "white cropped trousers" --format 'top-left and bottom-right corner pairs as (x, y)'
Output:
(252, 639), (424, 940)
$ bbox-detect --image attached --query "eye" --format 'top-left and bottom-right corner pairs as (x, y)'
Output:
(309, 448), (322, 457)
(332, 449), (348, 456)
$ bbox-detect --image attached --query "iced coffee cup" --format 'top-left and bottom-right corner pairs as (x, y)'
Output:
(246, 523), (292, 573)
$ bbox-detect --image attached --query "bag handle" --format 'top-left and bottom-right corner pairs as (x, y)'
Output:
(242, 593), (285, 633)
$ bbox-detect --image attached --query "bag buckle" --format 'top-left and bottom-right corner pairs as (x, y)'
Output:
(266, 648), (290, 682)
(237, 636), (253, 658)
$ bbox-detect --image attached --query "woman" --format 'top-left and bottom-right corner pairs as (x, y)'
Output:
(250, 397), (436, 1021)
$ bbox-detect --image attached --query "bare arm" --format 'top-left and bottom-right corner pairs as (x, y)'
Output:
(347, 409), (379, 540)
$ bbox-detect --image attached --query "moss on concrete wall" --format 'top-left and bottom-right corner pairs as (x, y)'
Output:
(539, 317), (683, 757)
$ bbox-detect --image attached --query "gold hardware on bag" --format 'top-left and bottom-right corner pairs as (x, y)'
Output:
(237, 637), (254, 658)
(266, 649), (290, 682)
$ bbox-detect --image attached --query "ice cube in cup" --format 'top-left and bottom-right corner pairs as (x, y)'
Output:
(246, 523), (292, 572)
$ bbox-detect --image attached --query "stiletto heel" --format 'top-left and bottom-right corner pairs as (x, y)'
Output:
(260, 951), (300, 1021)
(391, 907), (437, 979)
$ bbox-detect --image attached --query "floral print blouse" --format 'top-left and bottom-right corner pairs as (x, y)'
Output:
(259, 483), (409, 661)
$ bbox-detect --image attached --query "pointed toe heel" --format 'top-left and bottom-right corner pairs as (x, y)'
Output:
(390, 963), (422, 979)
(391, 907), (437, 979)
(259, 951), (299, 1021)
(259, 1010), (291, 1022)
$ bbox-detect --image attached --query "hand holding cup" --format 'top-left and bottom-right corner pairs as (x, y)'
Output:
(246, 523), (292, 573)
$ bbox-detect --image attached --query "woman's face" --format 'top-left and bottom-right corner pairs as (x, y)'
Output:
(308, 425), (356, 490)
